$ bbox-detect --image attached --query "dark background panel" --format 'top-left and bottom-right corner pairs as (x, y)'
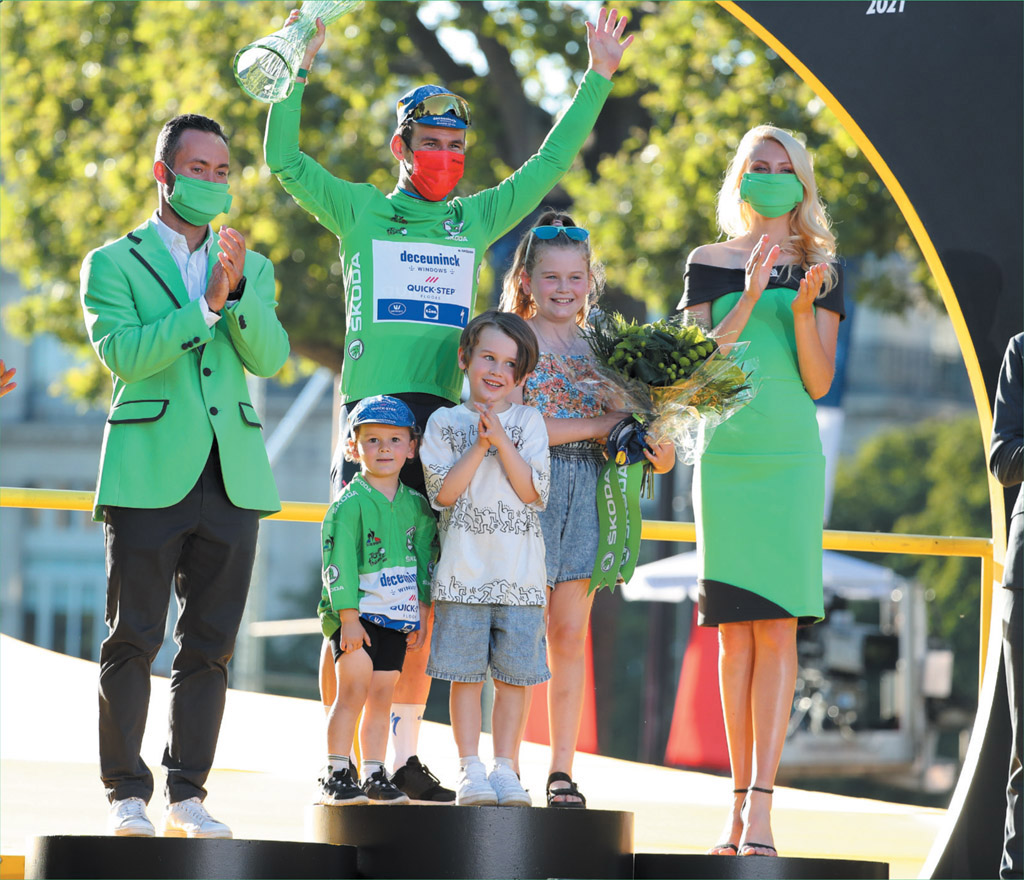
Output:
(734, 0), (1023, 405)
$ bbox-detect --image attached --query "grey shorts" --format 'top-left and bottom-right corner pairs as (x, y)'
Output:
(538, 443), (604, 587)
(427, 601), (550, 687)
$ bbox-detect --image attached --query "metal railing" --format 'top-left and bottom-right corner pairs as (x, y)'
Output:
(0, 486), (996, 683)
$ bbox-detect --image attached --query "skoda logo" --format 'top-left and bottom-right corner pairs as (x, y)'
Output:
(601, 552), (615, 572)
(388, 302), (407, 316)
(347, 339), (364, 361)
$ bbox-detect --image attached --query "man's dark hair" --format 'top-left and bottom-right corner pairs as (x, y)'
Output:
(155, 114), (228, 168)
(396, 120), (414, 149)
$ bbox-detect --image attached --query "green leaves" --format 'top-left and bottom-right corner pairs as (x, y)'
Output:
(2, 1), (931, 407)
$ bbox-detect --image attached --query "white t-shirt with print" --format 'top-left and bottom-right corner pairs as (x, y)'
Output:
(421, 402), (550, 606)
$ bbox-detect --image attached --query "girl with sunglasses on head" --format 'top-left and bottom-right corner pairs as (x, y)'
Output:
(678, 126), (845, 857)
(500, 210), (674, 808)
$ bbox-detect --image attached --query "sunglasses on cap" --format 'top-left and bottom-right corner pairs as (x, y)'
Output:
(530, 225), (590, 241)
(403, 93), (472, 127)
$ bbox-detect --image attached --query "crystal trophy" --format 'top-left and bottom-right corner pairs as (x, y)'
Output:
(233, 0), (363, 103)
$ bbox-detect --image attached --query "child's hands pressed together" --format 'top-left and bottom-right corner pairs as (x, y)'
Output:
(339, 610), (371, 654)
(475, 403), (510, 450)
(473, 404), (494, 450)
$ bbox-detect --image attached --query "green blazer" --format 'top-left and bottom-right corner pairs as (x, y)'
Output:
(81, 218), (290, 521)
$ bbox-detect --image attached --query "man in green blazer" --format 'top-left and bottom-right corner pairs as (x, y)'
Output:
(81, 114), (289, 839)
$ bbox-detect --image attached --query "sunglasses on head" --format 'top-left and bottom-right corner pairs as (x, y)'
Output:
(404, 94), (472, 126)
(530, 225), (590, 241)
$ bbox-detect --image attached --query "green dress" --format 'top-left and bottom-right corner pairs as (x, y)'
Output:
(681, 263), (845, 626)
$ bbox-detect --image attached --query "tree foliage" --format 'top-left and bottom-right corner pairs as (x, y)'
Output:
(830, 416), (991, 704)
(1, 0), (930, 405)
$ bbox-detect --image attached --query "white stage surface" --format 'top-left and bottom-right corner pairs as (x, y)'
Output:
(0, 635), (943, 878)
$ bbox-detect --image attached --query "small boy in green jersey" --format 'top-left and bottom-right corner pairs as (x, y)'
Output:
(317, 396), (437, 805)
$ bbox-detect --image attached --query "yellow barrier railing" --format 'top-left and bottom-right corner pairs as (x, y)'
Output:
(0, 486), (995, 684)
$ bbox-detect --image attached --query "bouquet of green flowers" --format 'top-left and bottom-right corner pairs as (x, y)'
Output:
(582, 311), (758, 464)
(578, 312), (758, 592)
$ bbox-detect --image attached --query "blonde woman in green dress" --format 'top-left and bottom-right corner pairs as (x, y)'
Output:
(678, 125), (845, 857)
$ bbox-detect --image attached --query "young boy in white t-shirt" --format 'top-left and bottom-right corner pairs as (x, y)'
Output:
(420, 311), (550, 807)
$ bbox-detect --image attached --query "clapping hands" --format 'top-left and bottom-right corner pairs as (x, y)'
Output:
(743, 234), (782, 302)
(791, 262), (828, 315)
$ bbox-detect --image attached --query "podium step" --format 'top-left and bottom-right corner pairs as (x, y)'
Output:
(633, 852), (888, 879)
(25, 836), (356, 879)
(311, 803), (634, 879)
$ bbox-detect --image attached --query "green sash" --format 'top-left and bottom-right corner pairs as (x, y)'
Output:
(589, 458), (645, 593)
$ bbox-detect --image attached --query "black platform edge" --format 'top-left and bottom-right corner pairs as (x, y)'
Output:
(25, 835), (357, 880)
(633, 852), (889, 879)
(311, 803), (635, 879)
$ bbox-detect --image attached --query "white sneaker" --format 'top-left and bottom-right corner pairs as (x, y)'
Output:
(489, 764), (532, 807)
(108, 797), (156, 837)
(163, 797), (232, 839)
(456, 761), (498, 806)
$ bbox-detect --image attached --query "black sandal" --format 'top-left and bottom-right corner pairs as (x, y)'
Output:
(707, 788), (747, 855)
(546, 772), (586, 809)
(739, 787), (777, 856)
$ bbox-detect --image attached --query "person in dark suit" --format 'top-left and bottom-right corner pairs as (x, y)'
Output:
(991, 332), (1023, 879)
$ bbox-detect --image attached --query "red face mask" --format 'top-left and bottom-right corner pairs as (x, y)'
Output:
(409, 150), (464, 201)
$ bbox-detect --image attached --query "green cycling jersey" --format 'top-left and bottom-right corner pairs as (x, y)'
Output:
(318, 474), (437, 639)
(265, 73), (614, 404)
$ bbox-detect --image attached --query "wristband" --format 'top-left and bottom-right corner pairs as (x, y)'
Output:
(297, 67), (309, 81)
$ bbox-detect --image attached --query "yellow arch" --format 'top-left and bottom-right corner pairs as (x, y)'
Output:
(718, 0), (1005, 662)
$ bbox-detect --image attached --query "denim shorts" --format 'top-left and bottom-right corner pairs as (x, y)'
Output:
(427, 602), (550, 687)
(538, 442), (604, 587)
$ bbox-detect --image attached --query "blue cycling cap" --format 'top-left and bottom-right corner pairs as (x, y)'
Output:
(349, 395), (418, 430)
(396, 84), (471, 130)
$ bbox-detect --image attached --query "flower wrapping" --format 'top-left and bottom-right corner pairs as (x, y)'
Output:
(580, 311), (759, 466)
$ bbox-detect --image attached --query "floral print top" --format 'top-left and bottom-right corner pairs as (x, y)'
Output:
(523, 353), (606, 419)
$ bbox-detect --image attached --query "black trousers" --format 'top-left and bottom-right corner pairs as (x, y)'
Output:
(1004, 588), (1023, 879)
(98, 448), (259, 804)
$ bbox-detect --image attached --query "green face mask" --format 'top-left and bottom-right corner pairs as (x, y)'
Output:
(739, 172), (804, 219)
(165, 168), (233, 226)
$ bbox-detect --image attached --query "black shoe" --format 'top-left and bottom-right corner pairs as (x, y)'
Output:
(362, 767), (410, 804)
(391, 755), (456, 804)
(319, 768), (369, 806)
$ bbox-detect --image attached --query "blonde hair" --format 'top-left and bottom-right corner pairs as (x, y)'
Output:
(499, 209), (605, 325)
(717, 125), (838, 294)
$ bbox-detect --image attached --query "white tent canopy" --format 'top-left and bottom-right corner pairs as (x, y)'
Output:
(622, 549), (908, 604)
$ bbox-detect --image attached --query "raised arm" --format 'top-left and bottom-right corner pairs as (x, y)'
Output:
(469, 9), (632, 238)
(263, 16), (351, 238)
